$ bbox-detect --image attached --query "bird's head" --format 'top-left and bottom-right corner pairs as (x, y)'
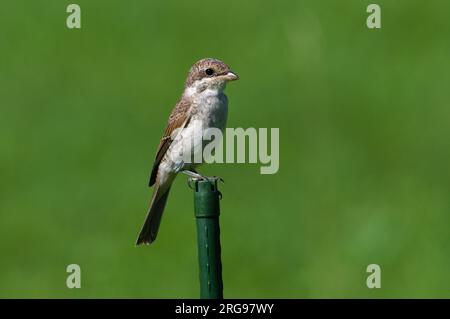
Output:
(184, 58), (238, 94)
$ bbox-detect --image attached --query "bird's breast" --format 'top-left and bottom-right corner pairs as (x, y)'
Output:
(163, 90), (229, 172)
(192, 90), (228, 131)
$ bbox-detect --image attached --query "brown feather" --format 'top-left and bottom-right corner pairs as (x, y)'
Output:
(149, 98), (192, 186)
(136, 181), (172, 245)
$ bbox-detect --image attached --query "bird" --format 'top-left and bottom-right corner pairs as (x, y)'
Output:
(136, 58), (239, 245)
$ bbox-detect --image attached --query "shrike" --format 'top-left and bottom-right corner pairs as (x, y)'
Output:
(136, 58), (238, 245)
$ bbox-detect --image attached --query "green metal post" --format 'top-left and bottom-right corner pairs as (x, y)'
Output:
(192, 178), (223, 299)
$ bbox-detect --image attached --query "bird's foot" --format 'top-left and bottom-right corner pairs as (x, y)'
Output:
(183, 170), (224, 186)
(182, 170), (207, 180)
(213, 176), (225, 184)
(184, 171), (224, 199)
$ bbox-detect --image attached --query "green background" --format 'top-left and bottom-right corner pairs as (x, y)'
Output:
(1, 1), (449, 298)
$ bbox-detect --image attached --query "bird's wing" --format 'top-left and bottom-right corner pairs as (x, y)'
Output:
(148, 98), (192, 186)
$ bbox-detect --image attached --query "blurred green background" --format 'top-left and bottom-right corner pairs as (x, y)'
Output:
(1, 1), (449, 298)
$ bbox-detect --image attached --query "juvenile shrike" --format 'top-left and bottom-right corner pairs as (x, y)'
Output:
(136, 58), (238, 245)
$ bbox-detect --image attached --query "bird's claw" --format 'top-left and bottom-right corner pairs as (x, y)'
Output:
(186, 174), (223, 198)
(203, 176), (224, 183)
(215, 176), (225, 184)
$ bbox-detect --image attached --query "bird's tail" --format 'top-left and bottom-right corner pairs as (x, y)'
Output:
(136, 183), (172, 245)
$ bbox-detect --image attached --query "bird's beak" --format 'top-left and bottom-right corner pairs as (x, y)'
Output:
(223, 71), (239, 81)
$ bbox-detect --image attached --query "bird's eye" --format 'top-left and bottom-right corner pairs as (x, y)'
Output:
(205, 68), (215, 76)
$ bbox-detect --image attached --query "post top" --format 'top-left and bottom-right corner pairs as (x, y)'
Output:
(189, 177), (221, 193)
(190, 178), (221, 218)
